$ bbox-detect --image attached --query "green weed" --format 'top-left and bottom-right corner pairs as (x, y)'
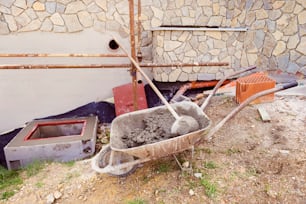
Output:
(126, 198), (147, 204)
(1, 191), (15, 200)
(226, 148), (241, 155)
(200, 177), (217, 198)
(155, 162), (171, 173)
(35, 182), (44, 188)
(203, 161), (217, 169)
(24, 160), (45, 177)
(63, 161), (75, 167)
(0, 166), (22, 200)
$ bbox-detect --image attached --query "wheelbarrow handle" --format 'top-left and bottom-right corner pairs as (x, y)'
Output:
(201, 65), (257, 111)
(204, 81), (298, 141)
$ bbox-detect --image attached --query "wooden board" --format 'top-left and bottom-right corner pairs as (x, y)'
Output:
(257, 106), (271, 122)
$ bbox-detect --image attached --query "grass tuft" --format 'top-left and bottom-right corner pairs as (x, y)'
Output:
(200, 177), (217, 198)
(126, 198), (147, 204)
(0, 166), (22, 200)
(203, 161), (217, 169)
(24, 160), (45, 177)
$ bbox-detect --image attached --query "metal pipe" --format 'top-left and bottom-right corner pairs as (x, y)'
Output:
(0, 53), (127, 57)
(150, 26), (248, 32)
(0, 62), (229, 69)
(137, 0), (142, 61)
(0, 64), (132, 69)
(129, 0), (138, 111)
(0, 62), (230, 69)
(140, 62), (229, 67)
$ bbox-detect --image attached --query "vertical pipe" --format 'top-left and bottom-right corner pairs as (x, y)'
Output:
(137, 0), (142, 62)
(129, 0), (138, 111)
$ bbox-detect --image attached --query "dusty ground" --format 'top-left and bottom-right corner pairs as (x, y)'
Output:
(2, 95), (305, 204)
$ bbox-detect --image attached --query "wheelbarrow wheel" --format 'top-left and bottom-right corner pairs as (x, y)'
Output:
(98, 145), (137, 177)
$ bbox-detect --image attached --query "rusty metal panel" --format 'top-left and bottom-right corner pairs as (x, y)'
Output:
(112, 83), (148, 116)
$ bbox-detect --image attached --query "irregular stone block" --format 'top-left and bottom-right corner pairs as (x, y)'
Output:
(254, 30), (265, 49)
(25, 8), (37, 20)
(78, 11), (93, 27)
(19, 19), (41, 32)
(252, 19), (265, 29)
(268, 10), (282, 21)
(297, 0), (306, 8)
(169, 69), (182, 82)
(88, 2), (102, 13)
(50, 13), (64, 26)
(15, 12), (31, 27)
(197, 73), (215, 81)
(273, 41), (286, 56)
(256, 10), (268, 20)
(116, 1), (129, 15)
(296, 36), (306, 55)
(4, 14), (17, 32)
(56, 3), (66, 13)
(207, 16), (223, 26)
(41, 18), (53, 32)
(273, 1), (285, 9)
(277, 53), (289, 71)
(33, 2), (45, 11)
(0, 21), (9, 34)
(298, 10), (306, 25)
(12, 6), (23, 16)
(281, 1), (295, 13)
(287, 62), (299, 74)
(164, 40), (182, 52)
(62, 14), (83, 32)
(297, 56), (306, 66)
(46, 2), (56, 14)
(95, 0), (107, 11)
(287, 34), (300, 49)
(0, 0), (14, 8)
(151, 6), (164, 20)
(65, 1), (85, 14)
(178, 72), (189, 81)
(283, 17), (298, 36)
(14, 0), (27, 9)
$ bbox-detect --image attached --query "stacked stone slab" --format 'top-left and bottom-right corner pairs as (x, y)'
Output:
(0, 0), (305, 82)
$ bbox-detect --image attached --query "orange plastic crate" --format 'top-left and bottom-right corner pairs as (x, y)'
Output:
(236, 74), (276, 104)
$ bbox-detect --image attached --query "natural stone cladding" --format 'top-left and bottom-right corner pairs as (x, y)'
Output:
(0, 0), (305, 81)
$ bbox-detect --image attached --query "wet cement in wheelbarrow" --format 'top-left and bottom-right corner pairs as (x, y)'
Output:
(122, 110), (176, 148)
(122, 110), (201, 148)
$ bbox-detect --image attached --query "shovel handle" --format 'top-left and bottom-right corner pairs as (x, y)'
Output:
(113, 38), (180, 120)
(204, 81), (298, 141)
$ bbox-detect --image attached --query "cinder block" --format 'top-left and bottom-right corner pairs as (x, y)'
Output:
(4, 116), (97, 170)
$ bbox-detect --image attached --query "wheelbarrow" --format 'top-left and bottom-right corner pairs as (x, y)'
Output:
(91, 77), (298, 176)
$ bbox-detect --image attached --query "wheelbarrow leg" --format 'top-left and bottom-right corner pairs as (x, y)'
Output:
(173, 146), (195, 174)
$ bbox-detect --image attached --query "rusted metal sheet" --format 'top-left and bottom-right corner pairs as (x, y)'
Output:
(112, 83), (148, 116)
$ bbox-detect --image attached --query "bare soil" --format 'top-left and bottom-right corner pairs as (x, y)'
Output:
(2, 95), (305, 204)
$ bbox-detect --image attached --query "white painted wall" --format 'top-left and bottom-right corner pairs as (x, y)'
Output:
(0, 29), (147, 133)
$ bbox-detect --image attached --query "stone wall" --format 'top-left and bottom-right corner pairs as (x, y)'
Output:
(0, 0), (305, 82)
(0, 0), (130, 37)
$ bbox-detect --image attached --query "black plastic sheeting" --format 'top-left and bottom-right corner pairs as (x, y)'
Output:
(0, 101), (116, 168)
(35, 101), (116, 123)
(0, 128), (22, 168)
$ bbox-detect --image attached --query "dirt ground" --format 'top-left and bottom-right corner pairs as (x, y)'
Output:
(2, 95), (305, 204)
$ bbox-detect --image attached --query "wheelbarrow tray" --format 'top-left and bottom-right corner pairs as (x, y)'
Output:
(110, 101), (211, 159)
